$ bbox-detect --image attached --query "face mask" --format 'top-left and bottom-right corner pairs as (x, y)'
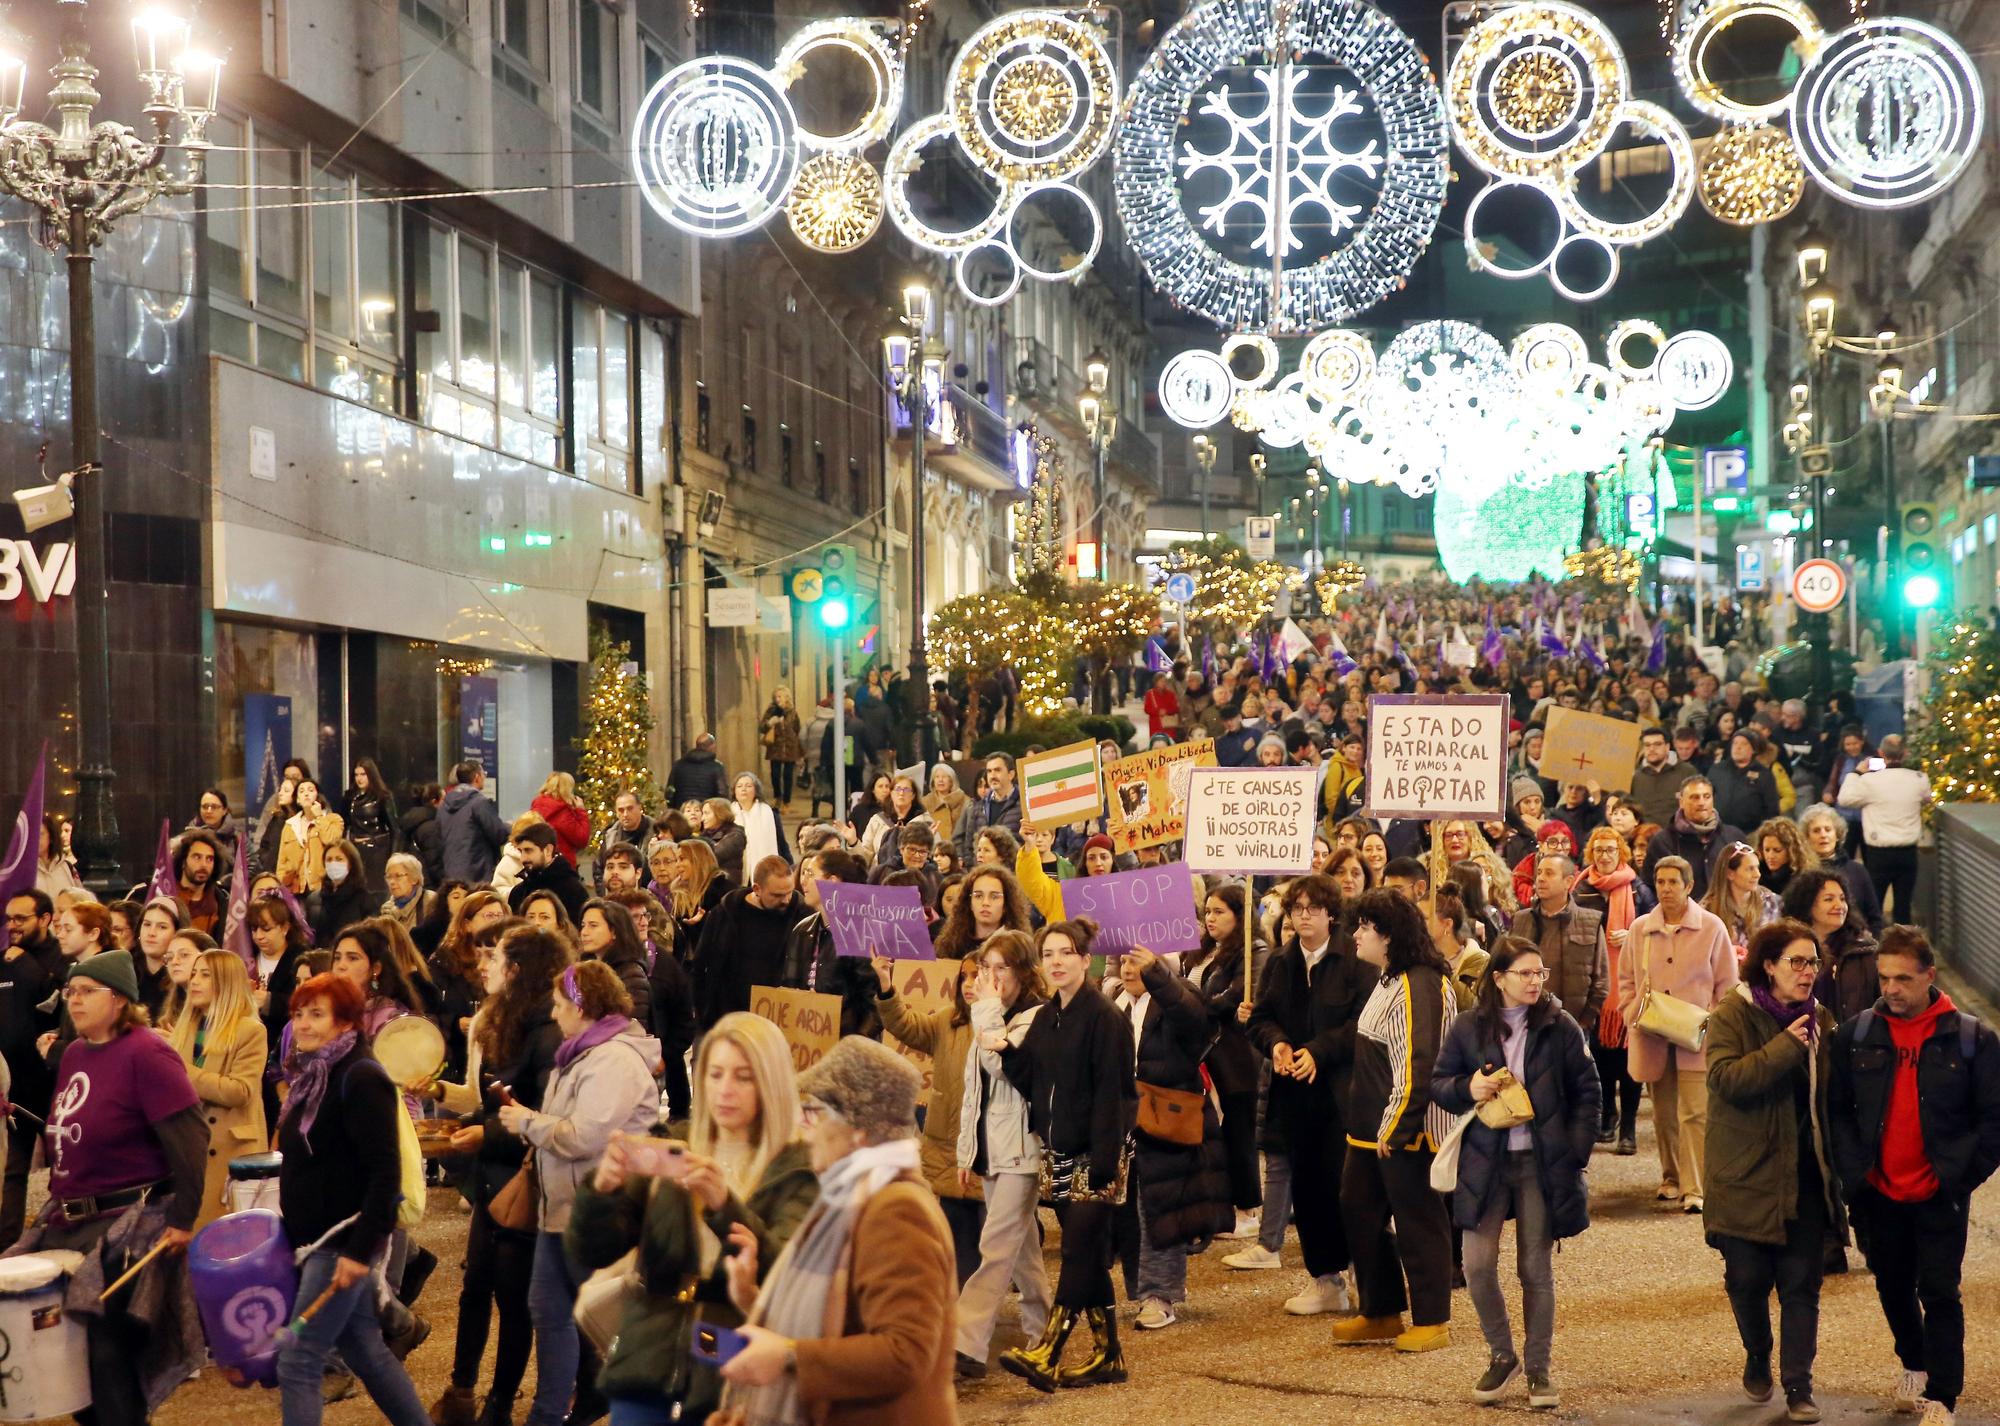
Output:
(325, 861), (349, 885)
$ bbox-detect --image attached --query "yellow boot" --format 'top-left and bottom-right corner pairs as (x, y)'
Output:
(1394, 1322), (1451, 1353)
(1330, 1313), (1406, 1344)
(1055, 1308), (1127, 1388)
(998, 1308), (1077, 1394)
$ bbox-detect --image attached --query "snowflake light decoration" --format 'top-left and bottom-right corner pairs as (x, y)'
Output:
(1793, 17), (1984, 209)
(1115, 0), (1448, 333)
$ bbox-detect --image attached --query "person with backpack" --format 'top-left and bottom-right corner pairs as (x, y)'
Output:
(1828, 926), (2000, 1426)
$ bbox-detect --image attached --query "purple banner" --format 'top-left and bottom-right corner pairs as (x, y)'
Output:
(821, 881), (934, 960)
(1059, 863), (1202, 958)
(0, 743), (46, 905)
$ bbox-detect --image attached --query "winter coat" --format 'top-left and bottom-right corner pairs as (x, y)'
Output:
(1828, 992), (2000, 1202)
(877, 988), (981, 1201)
(529, 794), (592, 866)
(781, 913), (881, 1039)
(666, 747), (730, 806)
(399, 803), (445, 887)
(1346, 965), (1456, 1153)
(308, 877), (377, 948)
(1630, 760), (1700, 829)
(1122, 961), (1234, 1249)
(277, 1041), (404, 1263)
(1708, 759), (1779, 836)
(957, 998), (1042, 1176)
(646, 948), (697, 1078)
(183, 1015), (270, 1228)
(461, 1004), (561, 1202)
(1617, 900), (1739, 1081)
(508, 856), (590, 926)
(342, 788), (399, 886)
(1182, 936), (1271, 1097)
(566, 1135), (817, 1412)
(709, 822), (749, 886)
(438, 784), (508, 885)
(692, 887), (806, 1027)
(1003, 981), (1136, 1187)
(761, 704), (805, 764)
(1507, 899), (1609, 1028)
(1701, 986), (1846, 1247)
(1431, 997), (1599, 1239)
(1247, 937), (1373, 1144)
(519, 1022), (664, 1232)
(921, 789), (967, 848)
(954, 787), (1022, 862)
(1816, 922), (1881, 1025)
(1642, 820), (1744, 899)
(276, 810), (345, 894)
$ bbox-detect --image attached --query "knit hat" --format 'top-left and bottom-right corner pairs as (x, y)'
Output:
(68, 948), (139, 1003)
(1082, 834), (1115, 859)
(798, 1036), (921, 1142)
(1510, 776), (1545, 809)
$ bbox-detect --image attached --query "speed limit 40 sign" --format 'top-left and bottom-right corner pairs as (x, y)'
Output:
(1792, 558), (1847, 613)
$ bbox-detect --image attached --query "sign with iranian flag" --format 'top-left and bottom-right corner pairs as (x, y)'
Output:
(1019, 739), (1103, 832)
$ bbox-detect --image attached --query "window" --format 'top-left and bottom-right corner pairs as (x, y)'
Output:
(813, 445), (827, 499)
(641, 32), (673, 95)
(576, 0), (620, 123)
(413, 225), (564, 463)
(496, 0), (550, 100)
(696, 388), (711, 451)
(849, 457), (864, 513)
(573, 296), (635, 491)
(205, 115), (248, 304)
(741, 409), (757, 470)
(781, 429), (794, 484)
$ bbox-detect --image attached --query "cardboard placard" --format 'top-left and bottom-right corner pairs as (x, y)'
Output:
(750, 985), (842, 1074)
(1018, 739), (1104, 832)
(1104, 738), (1218, 852)
(819, 881), (934, 959)
(1059, 863), (1203, 957)
(1364, 694), (1511, 821)
(1183, 766), (1320, 876)
(887, 959), (959, 1098)
(1541, 706), (1644, 793)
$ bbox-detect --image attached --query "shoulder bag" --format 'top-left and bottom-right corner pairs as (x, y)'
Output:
(1134, 1080), (1204, 1146)
(1635, 970), (1711, 1053)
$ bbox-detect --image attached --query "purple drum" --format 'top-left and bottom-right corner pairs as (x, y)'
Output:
(189, 1210), (297, 1387)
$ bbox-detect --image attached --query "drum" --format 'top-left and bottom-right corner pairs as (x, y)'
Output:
(373, 1017), (446, 1092)
(226, 1151), (283, 1215)
(0, 1252), (91, 1420)
(189, 1210), (298, 1389)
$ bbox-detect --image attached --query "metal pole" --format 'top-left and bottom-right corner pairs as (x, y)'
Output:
(67, 208), (118, 888)
(1094, 433), (1109, 582)
(833, 631), (847, 824)
(1200, 450), (1211, 538)
(1881, 416), (1900, 659)
(1693, 472), (1706, 647)
(908, 331), (933, 773)
(1809, 351), (1833, 700)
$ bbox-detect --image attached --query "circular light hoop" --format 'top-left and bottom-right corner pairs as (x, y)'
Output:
(1619, 379), (1677, 436)
(1114, 0), (1450, 334)
(954, 240), (1024, 308)
(1674, 0), (1824, 123)
(1511, 322), (1589, 387)
(774, 19), (904, 153)
(1657, 330), (1735, 410)
(785, 153), (884, 252)
(1255, 372), (1313, 449)
(1554, 101), (1695, 245)
(1573, 361), (1623, 408)
(884, 113), (1015, 253)
(1548, 230), (1619, 302)
(1793, 17), (1986, 210)
(1222, 334), (1281, 391)
(1159, 349), (1236, 428)
(1464, 178), (1567, 278)
(1606, 318), (1666, 381)
(1696, 121), (1806, 224)
(1006, 181), (1103, 282)
(1300, 329), (1377, 403)
(949, 11), (1117, 183)
(1446, 1), (1630, 180)
(633, 57), (800, 237)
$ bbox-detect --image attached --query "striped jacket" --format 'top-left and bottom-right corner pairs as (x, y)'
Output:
(1346, 964), (1457, 1153)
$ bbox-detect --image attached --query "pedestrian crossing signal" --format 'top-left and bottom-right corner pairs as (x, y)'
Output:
(818, 542), (856, 630)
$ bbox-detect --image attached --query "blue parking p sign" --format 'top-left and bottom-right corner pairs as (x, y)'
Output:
(1737, 546), (1766, 592)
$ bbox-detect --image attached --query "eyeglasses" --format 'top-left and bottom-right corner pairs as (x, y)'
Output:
(1506, 968), (1551, 982)
(1778, 956), (1822, 972)
(61, 984), (110, 1001)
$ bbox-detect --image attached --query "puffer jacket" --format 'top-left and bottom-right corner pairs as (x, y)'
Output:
(519, 1022), (663, 1232)
(957, 997), (1041, 1176)
(1122, 960), (1234, 1249)
(877, 988), (981, 1201)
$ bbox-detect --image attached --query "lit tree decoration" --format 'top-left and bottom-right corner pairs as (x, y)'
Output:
(928, 574), (1154, 719)
(1696, 121), (1807, 224)
(1910, 621), (2000, 806)
(1157, 536), (1303, 632)
(786, 153), (885, 251)
(1011, 429), (1069, 576)
(1314, 556), (1368, 608)
(575, 633), (661, 845)
(1563, 545), (1642, 592)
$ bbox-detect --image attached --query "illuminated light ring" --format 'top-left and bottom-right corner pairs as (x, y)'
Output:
(633, 57), (800, 238)
(1554, 101), (1695, 245)
(1373, 320), (1513, 404)
(1619, 378), (1677, 436)
(1221, 334), (1281, 391)
(1463, 178), (1567, 278)
(1606, 318), (1667, 381)
(1572, 361), (1623, 409)
(1114, 0), (1450, 334)
(1793, 17), (1986, 211)
(774, 18), (904, 153)
(883, 113), (1016, 253)
(1253, 372), (1314, 449)
(1159, 349), (1236, 428)
(1446, 1), (1630, 181)
(1696, 121), (1806, 225)
(1511, 322), (1590, 388)
(1673, 0), (1824, 123)
(1006, 181), (1103, 282)
(1657, 330), (1735, 411)
(785, 152), (885, 252)
(1547, 230), (1619, 302)
(949, 11), (1117, 183)
(1300, 329), (1377, 404)
(955, 240), (1024, 308)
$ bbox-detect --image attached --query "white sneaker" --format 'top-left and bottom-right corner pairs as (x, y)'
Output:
(1220, 1211), (1262, 1240)
(1135, 1297), (1177, 1330)
(1918, 1400), (1954, 1426)
(1222, 1244), (1283, 1271)
(1284, 1273), (1352, 1316)
(1894, 1370), (1930, 1413)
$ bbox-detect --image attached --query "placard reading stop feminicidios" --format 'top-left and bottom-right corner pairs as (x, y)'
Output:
(1364, 694), (1512, 821)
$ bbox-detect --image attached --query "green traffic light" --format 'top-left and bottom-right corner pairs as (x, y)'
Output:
(820, 597), (851, 630)
(1903, 574), (1941, 609)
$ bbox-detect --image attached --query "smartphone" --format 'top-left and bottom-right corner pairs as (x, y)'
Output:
(690, 1321), (749, 1368)
(623, 1137), (689, 1178)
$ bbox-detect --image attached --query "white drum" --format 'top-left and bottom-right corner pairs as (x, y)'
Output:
(0, 1252), (91, 1421)
(226, 1152), (283, 1215)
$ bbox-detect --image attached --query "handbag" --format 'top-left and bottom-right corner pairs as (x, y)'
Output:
(1636, 975), (1712, 1053)
(1038, 1138), (1134, 1207)
(487, 1160), (537, 1231)
(574, 1180), (688, 1355)
(1135, 1080), (1204, 1146)
(1430, 1112), (1475, 1192)
(1474, 1069), (1535, 1130)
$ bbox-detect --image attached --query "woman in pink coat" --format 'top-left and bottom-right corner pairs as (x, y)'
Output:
(1615, 854), (1740, 1215)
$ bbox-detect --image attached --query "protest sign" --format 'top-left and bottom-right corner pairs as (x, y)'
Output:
(887, 959), (958, 1097)
(1183, 766), (1319, 875)
(1019, 739), (1103, 832)
(1364, 694), (1510, 821)
(1060, 863), (1202, 957)
(1541, 706), (1644, 793)
(1104, 738), (1218, 852)
(819, 881), (934, 959)
(750, 985), (842, 1074)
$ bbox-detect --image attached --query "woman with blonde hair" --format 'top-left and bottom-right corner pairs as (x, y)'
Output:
(530, 771), (592, 866)
(429, 889), (507, 1081)
(1703, 843), (1782, 954)
(672, 836), (730, 932)
(701, 798), (748, 886)
(1754, 817), (1817, 902)
(1432, 820), (1520, 918)
(1571, 826), (1655, 1154)
(167, 949), (270, 1226)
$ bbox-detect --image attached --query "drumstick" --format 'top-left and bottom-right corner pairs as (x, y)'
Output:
(98, 1237), (172, 1301)
(265, 1283), (342, 1349)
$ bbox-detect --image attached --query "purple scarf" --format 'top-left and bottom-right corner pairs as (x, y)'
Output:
(278, 1029), (359, 1145)
(1751, 984), (1818, 1036)
(554, 1013), (633, 1071)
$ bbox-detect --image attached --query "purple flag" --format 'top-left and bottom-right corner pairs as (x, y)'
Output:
(1392, 639), (1420, 687)
(1577, 635), (1607, 673)
(1539, 628), (1571, 659)
(277, 883), (317, 945)
(1201, 636), (1217, 688)
(222, 826), (255, 976)
(1329, 647), (1357, 677)
(1145, 637), (1171, 674)
(1481, 610), (1505, 670)
(1645, 619), (1667, 675)
(0, 743), (47, 905)
(147, 819), (177, 902)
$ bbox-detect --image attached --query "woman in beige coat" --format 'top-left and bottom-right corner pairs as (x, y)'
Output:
(167, 949), (271, 1226)
(921, 766), (968, 853)
(275, 777), (346, 894)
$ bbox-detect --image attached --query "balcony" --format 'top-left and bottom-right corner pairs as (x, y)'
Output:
(1013, 336), (1088, 435)
(1108, 414), (1161, 491)
(1910, 150), (1996, 292)
(890, 371), (1020, 493)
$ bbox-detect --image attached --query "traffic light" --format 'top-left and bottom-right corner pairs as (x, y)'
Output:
(818, 541), (855, 630)
(1899, 502), (1942, 608)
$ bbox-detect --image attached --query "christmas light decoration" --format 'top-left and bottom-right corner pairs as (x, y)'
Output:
(1555, 100), (1695, 245)
(775, 18), (904, 153)
(1793, 16), (1984, 210)
(1563, 545), (1642, 590)
(1160, 349), (1237, 428)
(1656, 330), (1734, 410)
(1911, 621), (2000, 806)
(1512, 322), (1590, 388)
(1673, 0), (1823, 123)
(1433, 469), (1584, 583)
(786, 152), (884, 251)
(1301, 328), (1376, 403)
(1222, 334), (1281, 390)
(1115, 0), (1448, 333)
(949, 10), (1117, 183)
(576, 633), (661, 843)
(1157, 536), (1304, 632)
(885, 113), (1014, 252)
(1696, 121), (1806, 224)
(1606, 318), (1666, 381)
(1314, 557), (1368, 609)
(633, 56), (801, 237)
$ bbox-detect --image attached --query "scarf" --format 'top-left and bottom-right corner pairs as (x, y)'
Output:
(730, 1138), (922, 1426)
(1577, 864), (1638, 1046)
(278, 1029), (359, 1145)
(553, 1012), (633, 1071)
(1674, 808), (1720, 838)
(1751, 983), (1818, 1035)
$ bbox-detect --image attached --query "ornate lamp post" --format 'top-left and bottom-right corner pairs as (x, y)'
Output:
(1080, 346), (1114, 583)
(0, 0), (218, 886)
(883, 283), (935, 770)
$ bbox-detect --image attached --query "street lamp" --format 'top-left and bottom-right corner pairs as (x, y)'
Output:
(1794, 226), (1830, 288)
(1080, 347), (1114, 584)
(1803, 282), (1838, 350)
(883, 282), (935, 771)
(1190, 433), (1216, 536)
(0, 0), (218, 887)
